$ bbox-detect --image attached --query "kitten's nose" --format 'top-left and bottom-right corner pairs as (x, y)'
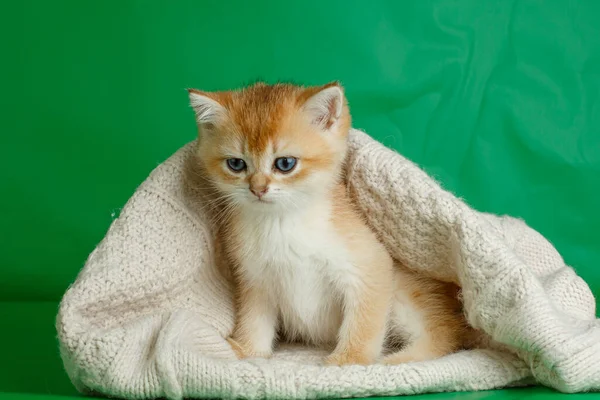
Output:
(250, 187), (268, 198)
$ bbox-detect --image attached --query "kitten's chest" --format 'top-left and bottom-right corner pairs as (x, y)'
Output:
(236, 214), (338, 272)
(232, 215), (346, 342)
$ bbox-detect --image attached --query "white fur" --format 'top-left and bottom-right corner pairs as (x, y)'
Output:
(302, 86), (344, 130)
(234, 200), (353, 346)
(388, 288), (425, 344)
(247, 303), (278, 356)
(189, 92), (225, 124)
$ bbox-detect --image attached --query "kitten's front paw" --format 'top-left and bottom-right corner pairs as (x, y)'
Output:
(226, 337), (272, 360)
(325, 350), (373, 366)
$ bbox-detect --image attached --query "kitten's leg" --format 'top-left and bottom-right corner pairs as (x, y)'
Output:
(382, 317), (467, 364)
(382, 284), (465, 364)
(228, 284), (277, 359)
(382, 333), (452, 364)
(325, 266), (394, 366)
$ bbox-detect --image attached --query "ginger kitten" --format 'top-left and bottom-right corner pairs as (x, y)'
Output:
(188, 82), (472, 365)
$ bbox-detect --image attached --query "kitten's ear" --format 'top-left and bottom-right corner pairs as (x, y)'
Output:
(187, 89), (225, 127)
(301, 82), (345, 131)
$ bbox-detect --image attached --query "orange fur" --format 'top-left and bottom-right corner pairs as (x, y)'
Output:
(383, 264), (474, 363)
(187, 82), (474, 366)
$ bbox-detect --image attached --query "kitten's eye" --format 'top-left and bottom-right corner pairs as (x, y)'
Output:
(274, 157), (297, 173)
(226, 158), (246, 172)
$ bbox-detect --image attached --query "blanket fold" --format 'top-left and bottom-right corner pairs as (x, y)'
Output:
(57, 129), (599, 399)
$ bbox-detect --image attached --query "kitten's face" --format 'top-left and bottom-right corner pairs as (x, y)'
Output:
(189, 82), (351, 213)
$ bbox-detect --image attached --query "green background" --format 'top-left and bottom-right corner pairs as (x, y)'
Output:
(1, 1), (599, 399)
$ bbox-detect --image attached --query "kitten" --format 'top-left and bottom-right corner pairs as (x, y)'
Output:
(187, 82), (473, 365)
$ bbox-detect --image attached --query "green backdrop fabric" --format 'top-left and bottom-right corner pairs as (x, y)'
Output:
(1, 1), (599, 399)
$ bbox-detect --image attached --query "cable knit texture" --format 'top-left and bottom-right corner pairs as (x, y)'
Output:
(57, 129), (599, 399)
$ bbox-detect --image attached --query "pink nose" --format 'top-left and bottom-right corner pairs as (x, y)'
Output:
(251, 187), (268, 198)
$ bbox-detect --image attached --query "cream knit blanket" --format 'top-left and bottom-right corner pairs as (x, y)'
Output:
(57, 129), (600, 399)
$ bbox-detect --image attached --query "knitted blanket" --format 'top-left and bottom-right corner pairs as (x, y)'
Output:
(57, 129), (600, 399)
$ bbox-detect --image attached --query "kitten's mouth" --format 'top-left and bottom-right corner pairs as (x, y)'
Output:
(254, 198), (272, 204)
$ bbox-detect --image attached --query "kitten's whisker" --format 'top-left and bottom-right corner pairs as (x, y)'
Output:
(208, 196), (239, 227)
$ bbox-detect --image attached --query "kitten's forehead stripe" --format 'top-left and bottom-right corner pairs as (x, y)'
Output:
(219, 84), (301, 154)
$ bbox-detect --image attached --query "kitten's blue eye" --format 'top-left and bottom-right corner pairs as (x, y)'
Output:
(274, 157), (297, 173)
(226, 158), (246, 172)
